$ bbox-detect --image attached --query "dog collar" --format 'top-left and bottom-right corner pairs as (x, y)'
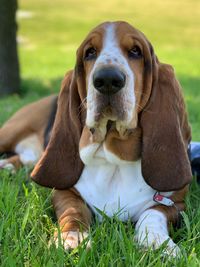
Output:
(153, 192), (175, 207)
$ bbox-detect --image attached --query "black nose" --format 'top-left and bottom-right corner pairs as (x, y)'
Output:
(93, 67), (126, 95)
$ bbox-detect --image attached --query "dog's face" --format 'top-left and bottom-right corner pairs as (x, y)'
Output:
(76, 21), (153, 140)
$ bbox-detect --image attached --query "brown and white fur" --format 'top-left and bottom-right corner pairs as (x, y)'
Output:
(0, 95), (57, 170)
(0, 21), (192, 256)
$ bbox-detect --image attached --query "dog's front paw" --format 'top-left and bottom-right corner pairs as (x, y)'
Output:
(135, 209), (181, 257)
(162, 241), (181, 258)
(0, 160), (16, 173)
(52, 231), (90, 250)
(135, 231), (181, 257)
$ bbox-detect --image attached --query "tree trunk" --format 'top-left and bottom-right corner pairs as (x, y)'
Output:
(0, 0), (20, 96)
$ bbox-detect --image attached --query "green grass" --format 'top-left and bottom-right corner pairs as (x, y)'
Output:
(0, 0), (200, 265)
(0, 169), (200, 266)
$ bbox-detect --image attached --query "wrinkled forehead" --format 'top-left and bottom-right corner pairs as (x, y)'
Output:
(78, 21), (146, 54)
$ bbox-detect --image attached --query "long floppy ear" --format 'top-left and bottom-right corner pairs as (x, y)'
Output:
(31, 70), (84, 189)
(141, 63), (192, 192)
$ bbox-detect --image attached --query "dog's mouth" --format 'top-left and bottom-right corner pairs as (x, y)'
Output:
(106, 119), (114, 132)
(94, 95), (127, 121)
(87, 92), (136, 142)
(89, 116), (135, 143)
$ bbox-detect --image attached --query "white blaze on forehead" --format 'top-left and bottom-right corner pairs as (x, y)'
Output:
(97, 23), (120, 65)
(86, 23), (136, 128)
(95, 23), (131, 69)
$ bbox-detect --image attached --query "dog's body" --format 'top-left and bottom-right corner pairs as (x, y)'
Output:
(0, 95), (57, 170)
(0, 21), (192, 255)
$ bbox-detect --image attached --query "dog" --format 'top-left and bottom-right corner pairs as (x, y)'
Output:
(0, 21), (192, 256)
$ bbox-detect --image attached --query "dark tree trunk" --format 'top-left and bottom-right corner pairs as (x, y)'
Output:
(0, 0), (20, 96)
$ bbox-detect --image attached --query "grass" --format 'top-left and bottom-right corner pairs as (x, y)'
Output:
(0, 169), (200, 266)
(0, 0), (200, 265)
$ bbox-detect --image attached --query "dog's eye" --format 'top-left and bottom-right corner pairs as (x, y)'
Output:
(85, 47), (97, 60)
(128, 46), (142, 59)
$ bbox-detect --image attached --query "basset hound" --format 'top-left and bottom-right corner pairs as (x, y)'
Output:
(0, 21), (192, 256)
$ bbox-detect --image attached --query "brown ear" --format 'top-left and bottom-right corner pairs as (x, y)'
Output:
(141, 63), (192, 192)
(31, 70), (84, 189)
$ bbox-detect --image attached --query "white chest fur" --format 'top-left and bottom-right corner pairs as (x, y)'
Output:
(75, 143), (170, 222)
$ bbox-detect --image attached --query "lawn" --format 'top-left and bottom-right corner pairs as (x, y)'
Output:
(0, 0), (200, 266)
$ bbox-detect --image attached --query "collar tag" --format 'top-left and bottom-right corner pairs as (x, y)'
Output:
(153, 192), (174, 207)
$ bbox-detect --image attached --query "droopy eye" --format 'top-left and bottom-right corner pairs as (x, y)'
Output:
(84, 47), (97, 60)
(128, 45), (142, 59)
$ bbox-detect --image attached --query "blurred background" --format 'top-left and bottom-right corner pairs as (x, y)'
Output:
(0, 0), (199, 139)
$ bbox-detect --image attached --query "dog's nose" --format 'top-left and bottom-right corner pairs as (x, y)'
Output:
(93, 67), (126, 95)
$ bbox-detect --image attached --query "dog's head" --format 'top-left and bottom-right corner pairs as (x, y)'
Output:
(75, 21), (155, 140)
(31, 21), (192, 191)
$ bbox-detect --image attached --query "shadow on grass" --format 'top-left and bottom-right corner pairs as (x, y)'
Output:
(179, 75), (200, 97)
(179, 76), (200, 132)
(0, 77), (61, 124)
(20, 77), (63, 98)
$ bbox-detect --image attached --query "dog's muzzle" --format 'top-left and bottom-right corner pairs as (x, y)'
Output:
(93, 67), (126, 96)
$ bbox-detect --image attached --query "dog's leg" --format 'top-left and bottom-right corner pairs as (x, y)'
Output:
(135, 209), (180, 257)
(0, 125), (27, 153)
(0, 155), (22, 172)
(52, 188), (92, 250)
